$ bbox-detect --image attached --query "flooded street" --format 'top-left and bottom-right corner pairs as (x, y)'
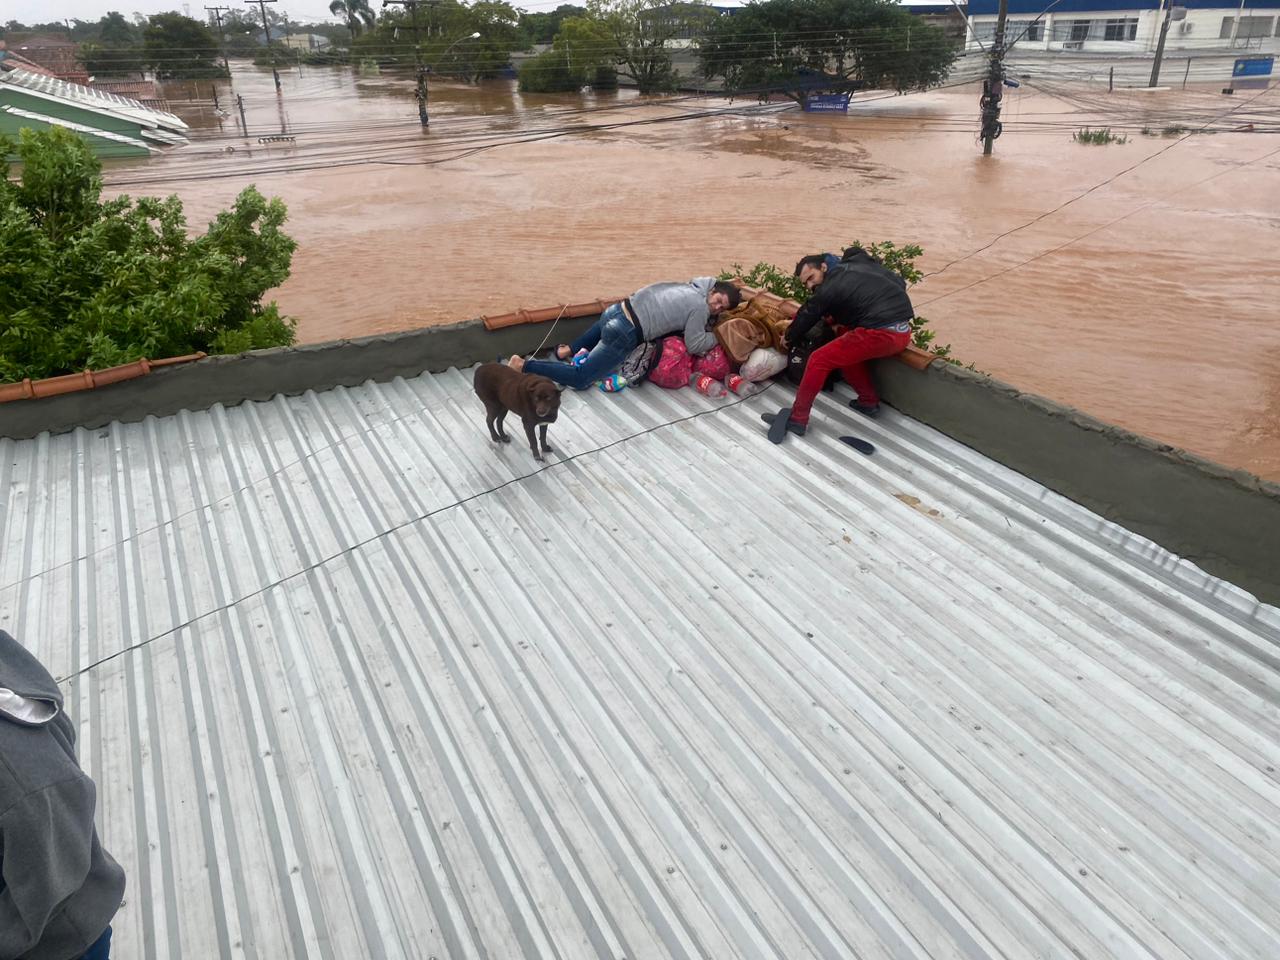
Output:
(107, 63), (1280, 480)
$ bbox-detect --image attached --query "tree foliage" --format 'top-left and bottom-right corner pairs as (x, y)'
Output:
(329, 0), (376, 39)
(143, 12), (227, 78)
(518, 15), (613, 92)
(517, 4), (587, 44)
(0, 128), (297, 382)
(351, 0), (524, 80)
(585, 0), (713, 94)
(698, 0), (958, 102)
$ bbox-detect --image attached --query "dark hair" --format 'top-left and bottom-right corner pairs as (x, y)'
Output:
(793, 254), (826, 277)
(711, 280), (742, 312)
(840, 245), (880, 266)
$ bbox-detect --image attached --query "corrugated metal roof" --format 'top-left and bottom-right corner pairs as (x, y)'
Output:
(2, 366), (1278, 959)
(0, 67), (187, 134)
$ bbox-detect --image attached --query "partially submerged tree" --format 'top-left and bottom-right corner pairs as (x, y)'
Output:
(0, 128), (297, 381)
(587, 0), (714, 94)
(518, 14), (613, 92)
(698, 0), (957, 103)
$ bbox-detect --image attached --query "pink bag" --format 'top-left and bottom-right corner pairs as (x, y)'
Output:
(648, 336), (693, 389)
(692, 345), (730, 381)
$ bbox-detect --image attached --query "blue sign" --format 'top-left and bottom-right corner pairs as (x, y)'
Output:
(803, 93), (852, 113)
(1234, 56), (1274, 77)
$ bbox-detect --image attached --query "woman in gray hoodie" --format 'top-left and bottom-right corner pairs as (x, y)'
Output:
(0, 631), (124, 960)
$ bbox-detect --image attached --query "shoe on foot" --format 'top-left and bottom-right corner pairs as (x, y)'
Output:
(598, 374), (626, 393)
(849, 400), (881, 418)
(762, 408), (807, 443)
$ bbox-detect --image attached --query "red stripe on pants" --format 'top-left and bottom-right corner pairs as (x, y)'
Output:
(790, 327), (912, 425)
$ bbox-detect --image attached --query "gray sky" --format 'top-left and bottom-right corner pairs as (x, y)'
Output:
(7, 0), (585, 25)
(9, 2), (347, 25)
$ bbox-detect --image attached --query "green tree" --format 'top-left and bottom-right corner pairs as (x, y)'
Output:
(80, 11), (147, 76)
(328, 0), (376, 39)
(584, 0), (712, 95)
(143, 12), (227, 78)
(698, 0), (958, 103)
(0, 127), (297, 382)
(517, 14), (611, 91)
(98, 10), (138, 44)
(352, 0), (525, 80)
(518, 4), (586, 44)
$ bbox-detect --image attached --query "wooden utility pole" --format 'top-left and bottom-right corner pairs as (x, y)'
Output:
(981, 0), (1009, 155)
(245, 0), (281, 91)
(383, 0), (430, 125)
(205, 6), (232, 77)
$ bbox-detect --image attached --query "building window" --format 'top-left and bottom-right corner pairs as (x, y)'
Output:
(1103, 18), (1138, 41)
(1221, 15), (1275, 39)
(1070, 20), (1092, 42)
(976, 19), (1043, 44)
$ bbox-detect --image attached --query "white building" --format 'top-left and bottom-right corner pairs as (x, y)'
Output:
(966, 0), (1280, 53)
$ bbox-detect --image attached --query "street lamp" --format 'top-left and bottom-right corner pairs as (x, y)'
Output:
(420, 31), (480, 124)
(437, 31), (481, 71)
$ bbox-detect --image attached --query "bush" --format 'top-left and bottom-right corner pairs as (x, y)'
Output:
(0, 127), (297, 382)
(1073, 127), (1127, 145)
(719, 240), (955, 360)
(518, 48), (584, 92)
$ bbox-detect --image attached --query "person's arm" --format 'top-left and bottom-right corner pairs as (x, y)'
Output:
(682, 304), (716, 356)
(0, 778), (97, 960)
(786, 280), (839, 346)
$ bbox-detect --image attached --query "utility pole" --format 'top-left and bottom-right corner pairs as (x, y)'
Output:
(1149, 4), (1182, 87)
(236, 92), (247, 134)
(981, 0), (1008, 155)
(206, 6), (232, 77)
(383, 0), (430, 125)
(246, 0), (281, 91)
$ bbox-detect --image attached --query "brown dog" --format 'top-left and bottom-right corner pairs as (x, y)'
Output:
(473, 363), (561, 461)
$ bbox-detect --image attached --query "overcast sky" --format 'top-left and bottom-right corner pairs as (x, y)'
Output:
(8, 0), (590, 25)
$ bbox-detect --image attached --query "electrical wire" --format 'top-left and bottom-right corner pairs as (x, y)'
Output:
(54, 377), (779, 684)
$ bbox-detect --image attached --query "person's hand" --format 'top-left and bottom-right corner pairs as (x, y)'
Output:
(779, 335), (789, 352)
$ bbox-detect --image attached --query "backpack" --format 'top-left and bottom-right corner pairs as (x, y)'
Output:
(785, 324), (837, 388)
(617, 339), (662, 385)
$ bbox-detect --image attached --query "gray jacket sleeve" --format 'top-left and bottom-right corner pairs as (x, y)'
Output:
(0, 777), (97, 960)
(682, 305), (715, 356)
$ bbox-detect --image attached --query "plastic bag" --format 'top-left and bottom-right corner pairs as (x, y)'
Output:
(739, 347), (788, 382)
(647, 336), (694, 389)
(692, 345), (730, 381)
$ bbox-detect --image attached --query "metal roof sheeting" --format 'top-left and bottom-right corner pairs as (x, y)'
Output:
(0, 67), (187, 134)
(1, 366), (1278, 959)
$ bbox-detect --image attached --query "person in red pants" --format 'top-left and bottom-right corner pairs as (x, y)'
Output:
(763, 253), (914, 442)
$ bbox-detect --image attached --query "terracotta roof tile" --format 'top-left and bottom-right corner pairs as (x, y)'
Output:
(0, 353), (205, 405)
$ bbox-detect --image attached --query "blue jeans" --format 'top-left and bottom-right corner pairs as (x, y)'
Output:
(524, 304), (639, 390)
(80, 926), (112, 960)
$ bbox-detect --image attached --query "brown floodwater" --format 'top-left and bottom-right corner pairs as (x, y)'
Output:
(107, 63), (1280, 481)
